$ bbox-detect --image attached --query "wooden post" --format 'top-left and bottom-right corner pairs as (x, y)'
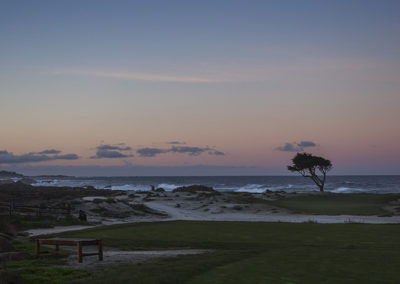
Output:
(55, 244), (60, 252)
(98, 240), (103, 261)
(77, 241), (83, 263)
(35, 240), (40, 256)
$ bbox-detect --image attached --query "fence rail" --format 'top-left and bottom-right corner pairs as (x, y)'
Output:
(0, 200), (72, 217)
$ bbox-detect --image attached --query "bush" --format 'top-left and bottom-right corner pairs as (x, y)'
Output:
(173, 185), (219, 194)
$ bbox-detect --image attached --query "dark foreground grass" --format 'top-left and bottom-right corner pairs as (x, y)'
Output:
(72, 251), (250, 284)
(267, 193), (400, 215)
(3, 242), (89, 284)
(5, 214), (89, 230)
(42, 221), (400, 283)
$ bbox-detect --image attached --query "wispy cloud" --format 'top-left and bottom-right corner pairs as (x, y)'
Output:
(275, 141), (317, 152)
(96, 144), (132, 151)
(0, 150), (79, 164)
(136, 145), (225, 157)
(37, 149), (62, 155)
(52, 69), (228, 83)
(136, 148), (168, 157)
(166, 141), (186, 145)
(49, 57), (399, 84)
(90, 143), (134, 159)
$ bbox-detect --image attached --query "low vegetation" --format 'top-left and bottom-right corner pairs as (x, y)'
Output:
(5, 215), (88, 231)
(2, 241), (89, 284)
(266, 193), (400, 215)
(7, 221), (394, 283)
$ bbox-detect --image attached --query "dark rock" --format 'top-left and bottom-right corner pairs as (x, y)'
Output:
(0, 179), (14, 185)
(0, 237), (15, 253)
(0, 252), (28, 263)
(130, 204), (168, 216)
(173, 185), (218, 194)
(232, 205), (243, 211)
(19, 178), (36, 185)
(0, 234), (12, 242)
(0, 221), (16, 238)
(0, 171), (24, 178)
(0, 270), (24, 283)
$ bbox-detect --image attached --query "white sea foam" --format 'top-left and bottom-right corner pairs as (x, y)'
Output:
(156, 183), (181, 191)
(32, 180), (60, 187)
(26, 176), (397, 194)
(234, 184), (268, 193)
(329, 187), (366, 193)
(111, 184), (151, 191)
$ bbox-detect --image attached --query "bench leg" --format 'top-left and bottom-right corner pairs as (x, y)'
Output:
(77, 241), (83, 263)
(35, 240), (40, 256)
(98, 240), (103, 261)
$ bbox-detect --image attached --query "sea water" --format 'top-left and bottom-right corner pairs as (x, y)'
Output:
(29, 175), (400, 194)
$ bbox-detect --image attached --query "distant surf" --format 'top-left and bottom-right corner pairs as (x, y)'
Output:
(8, 175), (397, 194)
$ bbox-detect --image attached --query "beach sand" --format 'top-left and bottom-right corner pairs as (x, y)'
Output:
(24, 189), (400, 237)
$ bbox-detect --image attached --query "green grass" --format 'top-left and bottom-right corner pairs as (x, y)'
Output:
(93, 198), (116, 204)
(266, 193), (400, 215)
(3, 242), (89, 284)
(72, 251), (249, 284)
(38, 221), (400, 283)
(7, 214), (88, 230)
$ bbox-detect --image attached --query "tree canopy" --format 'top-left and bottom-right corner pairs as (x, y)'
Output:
(288, 152), (332, 192)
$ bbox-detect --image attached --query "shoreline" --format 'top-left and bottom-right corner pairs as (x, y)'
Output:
(1, 182), (400, 238)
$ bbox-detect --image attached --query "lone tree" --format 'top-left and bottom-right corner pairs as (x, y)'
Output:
(288, 152), (332, 192)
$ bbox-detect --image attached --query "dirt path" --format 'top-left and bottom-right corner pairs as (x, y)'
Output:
(144, 201), (400, 224)
(61, 247), (213, 269)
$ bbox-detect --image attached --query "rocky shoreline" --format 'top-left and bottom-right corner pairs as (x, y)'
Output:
(2, 182), (400, 235)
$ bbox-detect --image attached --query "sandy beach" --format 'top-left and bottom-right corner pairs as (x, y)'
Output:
(17, 184), (400, 237)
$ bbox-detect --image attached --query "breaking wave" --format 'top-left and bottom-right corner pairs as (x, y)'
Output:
(24, 175), (400, 194)
(329, 187), (367, 193)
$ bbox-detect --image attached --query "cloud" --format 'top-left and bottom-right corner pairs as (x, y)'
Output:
(166, 141), (186, 145)
(54, 154), (79, 160)
(0, 150), (79, 164)
(275, 141), (317, 152)
(96, 144), (132, 151)
(91, 150), (133, 159)
(275, 143), (301, 152)
(49, 57), (400, 86)
(136, 145), (225, 157)
(37, 149), (62, 154)
(297, 141), (316, 147)
(52, 69), (226, 83)
(90, 144), (134, 159)
(136, 148), (168, 157)
(209, 150), (225, 156)
(169, 146), (211, 156)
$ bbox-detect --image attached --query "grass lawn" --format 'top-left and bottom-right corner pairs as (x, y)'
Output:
(266, 193), (400, 215)
(3, 242), (89, 284)
(16, 221), (395, 283)
(4, 214), (89, 230)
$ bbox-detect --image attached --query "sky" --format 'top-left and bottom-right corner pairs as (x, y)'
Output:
(0, 0), (399, 175)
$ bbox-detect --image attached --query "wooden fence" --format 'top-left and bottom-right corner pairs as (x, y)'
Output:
(0, 200), (72, 217)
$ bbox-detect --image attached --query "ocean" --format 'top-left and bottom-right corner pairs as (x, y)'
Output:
(27, 175), (400, 194)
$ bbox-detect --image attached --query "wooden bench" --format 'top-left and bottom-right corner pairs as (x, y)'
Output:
(35, 238), (103, 263)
